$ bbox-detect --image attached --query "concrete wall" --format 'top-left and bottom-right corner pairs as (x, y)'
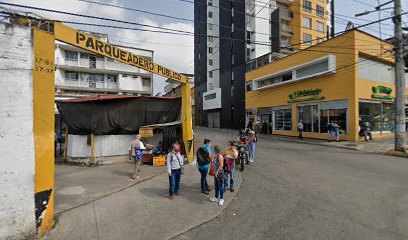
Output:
(0, 23), (36, 239)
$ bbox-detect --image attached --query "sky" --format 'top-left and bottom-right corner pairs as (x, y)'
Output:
(2, 0), (407, 95)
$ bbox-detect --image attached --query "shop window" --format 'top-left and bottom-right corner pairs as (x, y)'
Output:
(320, 109), (348, 134)
(298, 105), (319, 133)
(296, 58), (329, 79)
(359, 101), (394, 133)
(274, 109), (292, 131)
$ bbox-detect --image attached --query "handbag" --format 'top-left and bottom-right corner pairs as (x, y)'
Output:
(209, 160), (215, 176)
(173, 153), (184, 175)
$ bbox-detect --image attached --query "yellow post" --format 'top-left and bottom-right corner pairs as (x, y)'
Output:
(33, 28), (55, 236)
(63, 125), (68, 161)
(90, 133), (95, 164)
(181, 81), (194, 162)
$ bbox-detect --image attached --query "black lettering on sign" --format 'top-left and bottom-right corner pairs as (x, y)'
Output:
(112, 46), (120, 58)
(132, 55), (138, 65)
(95, 40), (104, 53)
(158, 65), (163, 74)
(149, 63), (154, 71)
(85, 37), (95, 49)
(76, 32), (86, 44)
(120, 50), (126, 61)
(105, 44), (112, 57)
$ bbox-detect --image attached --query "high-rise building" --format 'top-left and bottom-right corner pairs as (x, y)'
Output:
(194, 0), (331, 129)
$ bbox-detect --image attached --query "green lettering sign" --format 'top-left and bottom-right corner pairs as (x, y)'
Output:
(372, 86), (393, 100)
(288, 88), (324, 103)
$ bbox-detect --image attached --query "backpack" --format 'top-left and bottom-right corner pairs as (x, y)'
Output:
(222, 155), (231, 173)
(134, 147), (143, 161)
(196, 147), (210, 166)
(327, 123), (333, 131)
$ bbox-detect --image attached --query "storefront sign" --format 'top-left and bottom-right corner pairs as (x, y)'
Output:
(153, 156), (166, 166)
(288, 89), (325, 103)
(139, 127), (154, 137)
(372, 86), (393, 100)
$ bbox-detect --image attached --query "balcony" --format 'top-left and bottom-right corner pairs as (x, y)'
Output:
(281, 24), (293, 37)
(276, 0), (293, 5)
(57, 79), (119, 91)
(246, 52), (286, 72)
(280, 10), (293, 21)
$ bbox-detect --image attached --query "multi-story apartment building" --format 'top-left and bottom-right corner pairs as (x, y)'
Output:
(55, 32), (153, 100)
(195, 0), (331, 129)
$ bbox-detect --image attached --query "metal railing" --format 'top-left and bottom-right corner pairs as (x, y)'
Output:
(58, 79), (119, 90)
(246, 52), (286, 72)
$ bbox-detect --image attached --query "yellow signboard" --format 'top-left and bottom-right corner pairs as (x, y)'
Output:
(53, 23), (187, 83)
(153, 155), (166, 167)
(139, 127), (154, 137)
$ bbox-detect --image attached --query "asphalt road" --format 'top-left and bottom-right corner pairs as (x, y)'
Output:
(175, 137), (408, 240)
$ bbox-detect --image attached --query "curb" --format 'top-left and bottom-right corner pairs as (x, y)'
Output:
(386, 150), (408, 158)
(168, 169), (243, 240)
(266, 136), (363, 151)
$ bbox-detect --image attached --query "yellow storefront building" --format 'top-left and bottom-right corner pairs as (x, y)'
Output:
(246, 29), (406, 142)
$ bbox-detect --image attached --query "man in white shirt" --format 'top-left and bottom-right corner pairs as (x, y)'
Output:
(166, 143), (183, 200)
(129, 135), (146, 179)
(297, 120), (304, 140)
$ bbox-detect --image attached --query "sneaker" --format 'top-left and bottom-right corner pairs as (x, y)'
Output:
(206, 188), (211, 192)
(136, 176), (140, 179)
(219, 199), (224, 206)
(201, 190), (210, 195)
(210, 197), (219, 202)
(230, 189), (234, 192)
(168, 195), (175, 200)
(175, 192), (179, 196)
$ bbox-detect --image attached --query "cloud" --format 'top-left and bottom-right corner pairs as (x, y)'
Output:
(114, 18), (194, 95)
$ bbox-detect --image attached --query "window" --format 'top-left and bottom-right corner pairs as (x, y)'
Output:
(298, 105), (319, 133)
(231, 53), (234, 64)
(122, 74), (128, 77)
(65, 51), (78, 61)
(209, 71), (213, 78)
(274, 109), (292, 131)
(246, 83), (253, 92)
(208, 23), (213, 30)
(296, 58), (329, 78)
(209, 59), (213, 66)
(282, 72), (293, 82)
(231, 86), (234, 96)
(209, 47), (213, 54)
(303, 33), (313, 46)
(107, 74), (117, 82)
(80, 52), (89, 59)
(231, 71), (234, 81)
(208, 0), (212, 6)
(320, 109), (348, 134)
(208, 83), (213, 90)
(107, 57), (114, 62)
(303, 16), (312, 29)
(231, 22), (234, 32)
(65, 71), (78, 80)
(316, 37), (324, 43)
(142, 79), (151, 86)
(208, 36), (214, 42)
(359, 101), (394, 133)
(316, 5), (325, 17)
(208, 11), (213, 18)
(204, 93), (216, 101)
(316, 21), (325, 32)
(303, 0), (312, 12)
(232, 7), (234, 17)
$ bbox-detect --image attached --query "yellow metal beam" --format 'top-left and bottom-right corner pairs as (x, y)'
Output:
(63, 125), (68, 162)
(90, 133), (95, 164)
(53, 23), (187, 83)
(182, 82), (194, 162)
(33, 28), (55, 236)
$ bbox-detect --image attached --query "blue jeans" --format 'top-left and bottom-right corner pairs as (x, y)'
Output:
(214, 175), (224, 199)
(168, 169), (181, 196)
(248, 142), (255, 162)
(198, 166), (209, 191)
(224, 167), (235, 191)
(328, 130), (339, 141)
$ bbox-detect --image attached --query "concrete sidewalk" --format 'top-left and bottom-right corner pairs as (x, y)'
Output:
(44, 165), (242, 240)
(194, 126), (396, 154)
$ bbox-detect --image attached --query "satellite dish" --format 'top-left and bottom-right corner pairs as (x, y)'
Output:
(345, 21), (355, 31)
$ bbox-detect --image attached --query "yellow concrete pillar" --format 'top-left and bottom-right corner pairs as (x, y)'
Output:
(90, 133), (95, 164)
(33, 28), (55, 236)
(181, 82), (194, 162)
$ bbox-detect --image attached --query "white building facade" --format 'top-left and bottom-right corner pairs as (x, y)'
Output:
(55, 34), (153, 100)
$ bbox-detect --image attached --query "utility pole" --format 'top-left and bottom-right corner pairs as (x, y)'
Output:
(394, 0), (406, 151)
(330, 0), (335, 38)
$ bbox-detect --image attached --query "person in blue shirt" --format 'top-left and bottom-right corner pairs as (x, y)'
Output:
(198, 139), (212, 195)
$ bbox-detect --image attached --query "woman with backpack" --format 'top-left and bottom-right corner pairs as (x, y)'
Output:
(224, 141), (238, 192)
(210, 145), (225, 206)
(197, 139), (212, 195)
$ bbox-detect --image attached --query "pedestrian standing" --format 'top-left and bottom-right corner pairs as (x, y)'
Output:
(210, 145), (225, 206)
(359, 122), (374, 141)
(327, 122), (340, 142)
(197, 139), (212, 195)
(129, 135), (146, 179)
(297, 120), (304, 140)
(224, 141), (238, 192)
(167, 143), (183, 200)
(247, 131), (257, 163)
